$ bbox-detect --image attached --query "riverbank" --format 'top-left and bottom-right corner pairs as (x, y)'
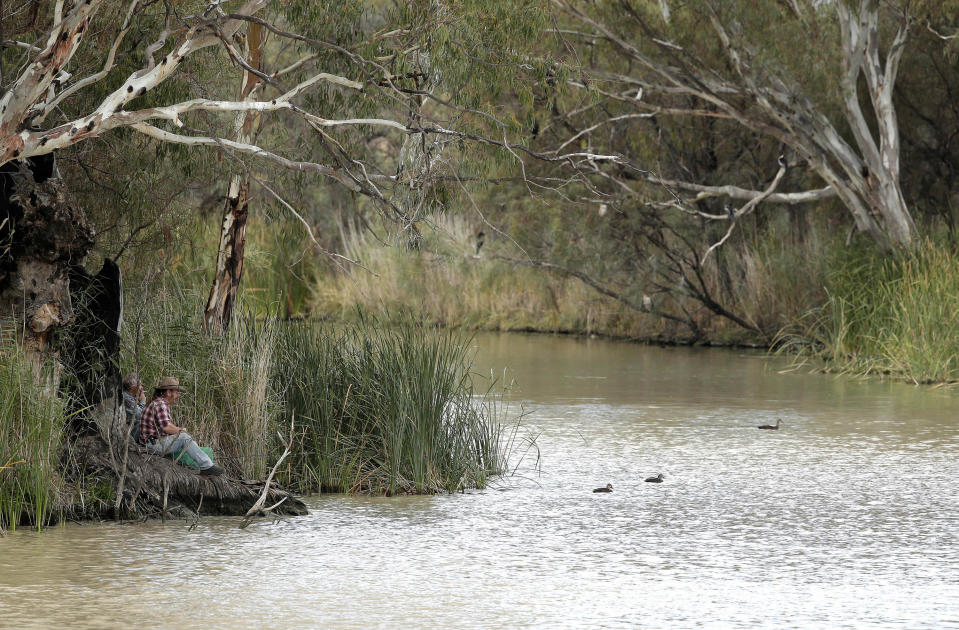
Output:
(308, 215), (785, 348)
(0, 305), (516, 531)
(139, 200), (959, 384)
(307, 217), (959, 385)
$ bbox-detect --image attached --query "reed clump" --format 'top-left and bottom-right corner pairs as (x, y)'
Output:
(310, 212), (836, 345)
(0, 339), (67, 531)
(777, 238), (959, 383)
(123, 287), (281, 480)
(274, 319), (511, 495)
(311, 214), (671, 338)
(124, 285), (514, 494)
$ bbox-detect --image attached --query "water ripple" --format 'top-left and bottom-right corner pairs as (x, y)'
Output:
(2, 339), (959, 628)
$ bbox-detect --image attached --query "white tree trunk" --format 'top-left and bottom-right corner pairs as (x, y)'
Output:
(836, 0), (916, 247)
(558, 0), (919, 248)
(203, 24), (263, 333)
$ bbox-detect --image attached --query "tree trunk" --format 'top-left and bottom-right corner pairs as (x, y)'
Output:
(559, 0), (919, 249)
(203, 24), (263, 333)
(203, 176), (250, 332)
(835, 0), (916, 247)
(0, 155), (307, 523)
(0, 154), (92, 364)
(75, 435), (308, 520)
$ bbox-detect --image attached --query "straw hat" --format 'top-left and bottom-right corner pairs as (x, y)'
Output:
(155, 376), (187, 392)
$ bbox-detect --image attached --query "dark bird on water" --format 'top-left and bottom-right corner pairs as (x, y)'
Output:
(644, 473), (665, 483)
(758, 418), (782, 430)
(593, 483), (613, 493)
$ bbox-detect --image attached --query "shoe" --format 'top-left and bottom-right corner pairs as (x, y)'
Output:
(199, 465), (225, 476)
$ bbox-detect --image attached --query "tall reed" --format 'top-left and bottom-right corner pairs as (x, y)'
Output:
(122, 286), (280, 479)
(274, 318), (511, 495)
(310, 212), (838, 345)
(0, 338), (67, 531)
(815, 240), (959, 382)
(310, 214), (653, 337)
(123, 284), (511, 492)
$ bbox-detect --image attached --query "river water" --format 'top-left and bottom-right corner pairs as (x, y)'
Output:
(1, 333), (958, 629)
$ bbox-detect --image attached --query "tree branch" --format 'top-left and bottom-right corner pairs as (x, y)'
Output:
(702, 161), (787, 262)
(646, 176), (834, 205)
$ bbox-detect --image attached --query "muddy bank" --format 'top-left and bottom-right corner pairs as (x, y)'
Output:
(72, 436), (308, 522)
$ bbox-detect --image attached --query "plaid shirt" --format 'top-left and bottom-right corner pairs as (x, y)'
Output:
(138, 397), (172, 444)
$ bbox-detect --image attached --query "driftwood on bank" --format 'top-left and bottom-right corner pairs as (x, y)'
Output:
(74, 435), (308, 521)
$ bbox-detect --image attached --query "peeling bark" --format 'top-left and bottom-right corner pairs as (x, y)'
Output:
(204, 177), (250, 332)
(203, 24), (262, 333)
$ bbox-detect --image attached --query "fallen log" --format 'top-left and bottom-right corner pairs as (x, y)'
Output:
(73, 435), (308, 520)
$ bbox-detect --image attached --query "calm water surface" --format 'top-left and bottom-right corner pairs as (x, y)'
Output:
(2, 333), (958, 629)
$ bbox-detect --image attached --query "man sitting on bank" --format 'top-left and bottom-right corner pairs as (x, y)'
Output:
(138, 376), (224, 477)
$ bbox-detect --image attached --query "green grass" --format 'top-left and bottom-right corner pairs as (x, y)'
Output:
(4, 285), (514, 531)
(0, 338), (67, 532)
(274, 317), (514, 495)
(775, 238), (959, 383)
(310, 213), (667, 338)
(122, 285), (281, 480)
(122, 282), (517, 495)
(309, 211), (842, 346)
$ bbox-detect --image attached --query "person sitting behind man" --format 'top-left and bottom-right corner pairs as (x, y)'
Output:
(137, 376), (224, 476)
(122, 372), (146, 443)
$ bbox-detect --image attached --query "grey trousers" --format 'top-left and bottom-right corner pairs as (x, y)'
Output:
(145, 432), (213, 469)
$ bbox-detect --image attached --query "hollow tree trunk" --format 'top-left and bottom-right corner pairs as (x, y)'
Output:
(203, 24), (263, 333)
(0, 154), (92, 364)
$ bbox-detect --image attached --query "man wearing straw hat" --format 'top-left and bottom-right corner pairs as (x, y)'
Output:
(138, 376), (224, 476)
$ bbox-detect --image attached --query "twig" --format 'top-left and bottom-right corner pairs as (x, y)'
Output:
(239, 413), (295, 528)
(188, 495), (203, 531)
(702, 162), (787, 262)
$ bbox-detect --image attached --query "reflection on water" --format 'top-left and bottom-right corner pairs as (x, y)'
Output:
(2, 333), (958, 629)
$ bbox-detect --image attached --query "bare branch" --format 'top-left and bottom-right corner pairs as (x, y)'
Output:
(491, 254), (691, 326)
(702, 162), (787, 262)
(551, 113), (655, 154)
(129, 122), (372, 189)
(647, 176), (835, 205)
(250, 171), (367, 273)
(2, 0), (272, 165)
(0, 40), (42, 52)
(36, 0), (141, 123)
(275, 53), (319, 78)
(240, 414), (295, 528)
(926, 21), (958, 41)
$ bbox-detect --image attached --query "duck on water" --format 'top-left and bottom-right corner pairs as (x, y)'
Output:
(758, 418), (783, 430)
(593, 483), (613, 493)
(644, 473), (665, 483)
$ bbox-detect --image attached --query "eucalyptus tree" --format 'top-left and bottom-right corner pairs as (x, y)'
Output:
(0, 0), (555, 513)
(0, 0), (550, 340)
(549, 0), (934, 250)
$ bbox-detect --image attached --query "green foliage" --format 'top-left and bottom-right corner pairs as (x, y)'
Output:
(273, 317), (514, 495)
(779, 236), (959, 383)
(0, 339), (67, 531)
